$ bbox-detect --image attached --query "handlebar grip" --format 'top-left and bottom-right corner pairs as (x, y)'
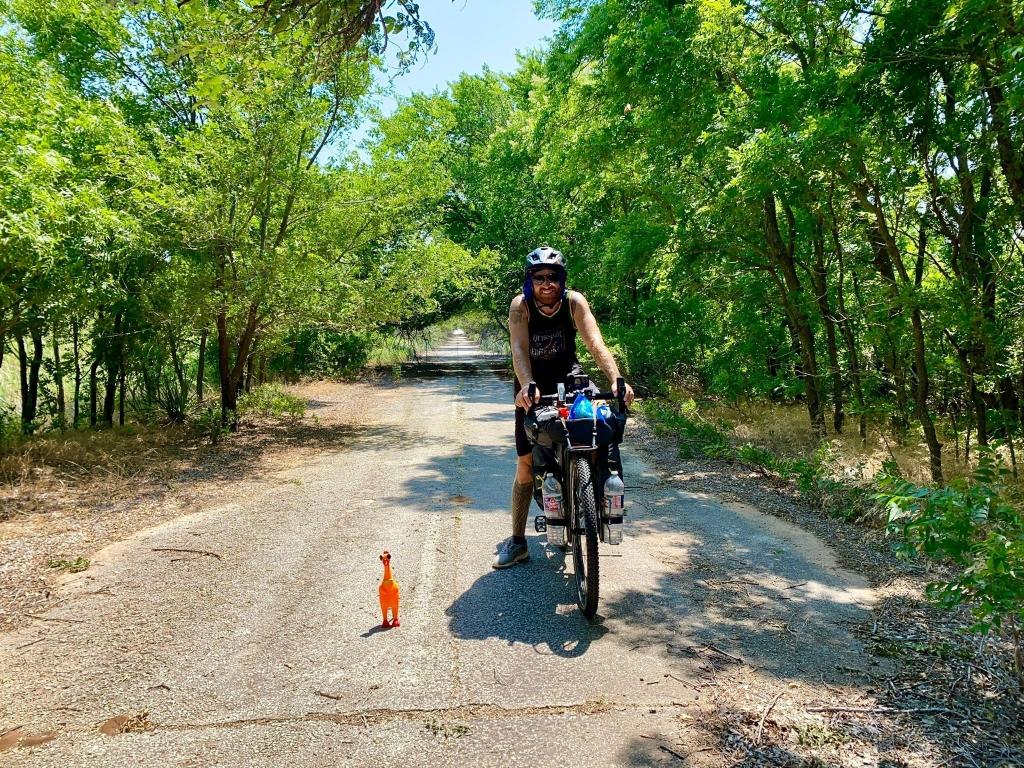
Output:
(616, 377), (625, 404)
(527, 381), (537, 402)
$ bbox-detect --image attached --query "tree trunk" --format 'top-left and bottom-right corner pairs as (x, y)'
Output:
(102, 313), (123, 426)
(196, 328), (208, 403)
(168, 334), (188, 421)
(910, 306), (943, 482)
(980, 64), (1024, 233)
(216, 309), (234, 426)
(903, 222), (942, 481)
(811, 216), (844, 433)
(217, 303), (260, 428)
(16, 333), (28, 431)
(17, 327), (44, 432)
(118, 364), (126, 427)
(828, 210), (867, 439)
(89, 356), (100, 427)
(244, 351), (254, 394)
(967, 365), (988, 446)
(72, 319), (81, 428)
(51, 324), (66, 430)
(763, 194), (825, 436)
(848, 162), (916, 437)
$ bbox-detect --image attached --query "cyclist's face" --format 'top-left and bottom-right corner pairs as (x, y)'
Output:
(531, 271), (560, 301)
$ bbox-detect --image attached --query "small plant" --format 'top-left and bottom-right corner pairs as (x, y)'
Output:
(237, 384), (306, 419)
(736, 442), (775, 469)
(47, 556), (90, 573)
(192, 405), (228, 445)
(877, 449), (1024, 674)
(0, 401), (22, 450)
(796, 722), (848, 748)
(424, 720), (469, 738)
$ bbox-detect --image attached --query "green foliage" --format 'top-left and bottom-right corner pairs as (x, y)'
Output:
(879, 450), (1024, 635)
(0, 401), (20, 451)
(272, 329), (372, 379)
(237, 384), (306, 419)
(192, 406), (228, 445)
(0, 0), (496, 436)
(46, 556), (90, 573)
(639, 398), (732, 459)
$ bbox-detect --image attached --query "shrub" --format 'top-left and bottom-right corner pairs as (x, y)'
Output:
(877, 450), (1024, 672)
(192, 405), (228, 445)
(237, 384), (306, 419)
(0, 401), (20, 452)
(640, 398), (732, 458)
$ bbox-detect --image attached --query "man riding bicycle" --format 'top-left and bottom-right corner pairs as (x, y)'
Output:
(494, 246), (635, 569)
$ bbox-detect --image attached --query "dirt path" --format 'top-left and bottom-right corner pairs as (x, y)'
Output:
(0, 335), (985, 766)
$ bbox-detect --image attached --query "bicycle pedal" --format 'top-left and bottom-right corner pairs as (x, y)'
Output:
(534, 515), (547, 533)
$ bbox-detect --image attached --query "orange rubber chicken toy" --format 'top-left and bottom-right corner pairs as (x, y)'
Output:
(378, 551), (400, 627)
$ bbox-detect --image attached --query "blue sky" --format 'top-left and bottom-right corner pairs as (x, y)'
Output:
(341, 1), (557, 157)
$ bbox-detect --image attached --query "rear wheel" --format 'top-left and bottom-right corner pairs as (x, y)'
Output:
(570, 455), (600, 618)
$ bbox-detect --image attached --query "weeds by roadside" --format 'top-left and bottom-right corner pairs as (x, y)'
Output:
(46, 556), (90, 573)
(639, 398), (878, 522)
(237, 384), (306, 419)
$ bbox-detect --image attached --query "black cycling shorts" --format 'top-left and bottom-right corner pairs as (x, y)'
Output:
(514, 407), (531, 457)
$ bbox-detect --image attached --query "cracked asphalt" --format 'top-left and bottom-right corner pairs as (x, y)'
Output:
(0, 334), (876, 766)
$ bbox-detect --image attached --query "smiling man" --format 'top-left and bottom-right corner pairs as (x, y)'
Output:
(494, 246), (635, 569)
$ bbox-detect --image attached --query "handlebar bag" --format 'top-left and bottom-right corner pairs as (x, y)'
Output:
(525, 406), (563, 448)
(569, 407), (627, 447)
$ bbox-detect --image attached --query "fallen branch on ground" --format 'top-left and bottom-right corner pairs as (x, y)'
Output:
(756, 691), (785, 744)
(314, 690), (344, 700)
(806, 705), (955, 715)
(152, 547), (222, 560)
(23, 613), (83, 624)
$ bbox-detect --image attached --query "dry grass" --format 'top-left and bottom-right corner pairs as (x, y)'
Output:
(701, 398), (1019, 487)
(0, 424), (193, 522)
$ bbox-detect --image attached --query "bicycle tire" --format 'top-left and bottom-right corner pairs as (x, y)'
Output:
(570, 455), (600, 618)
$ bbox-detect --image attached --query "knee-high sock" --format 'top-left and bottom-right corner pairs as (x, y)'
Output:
(511, 479), (533, 539)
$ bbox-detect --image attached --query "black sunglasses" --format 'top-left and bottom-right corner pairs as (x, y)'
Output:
(531, 273), (560, 285)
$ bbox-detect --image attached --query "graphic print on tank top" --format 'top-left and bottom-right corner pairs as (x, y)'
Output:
(530, 327), (564, 360)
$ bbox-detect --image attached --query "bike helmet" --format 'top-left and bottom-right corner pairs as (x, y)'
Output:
(523, 245), (567, 300)
(525, 245), (566, 273)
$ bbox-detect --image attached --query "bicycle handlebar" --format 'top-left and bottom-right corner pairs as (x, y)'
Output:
(527, 377), (627, 410)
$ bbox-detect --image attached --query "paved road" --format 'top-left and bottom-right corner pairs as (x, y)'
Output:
(0, 335), (874, 766)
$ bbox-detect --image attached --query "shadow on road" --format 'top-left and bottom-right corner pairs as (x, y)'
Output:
(446, 547), (608, 658)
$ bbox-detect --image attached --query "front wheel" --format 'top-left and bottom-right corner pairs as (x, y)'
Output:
(570, 455), (600, 618)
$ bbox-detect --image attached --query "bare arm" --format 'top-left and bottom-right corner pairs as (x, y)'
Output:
(509, 296), (536, 407)
(571, 292), (635, 405)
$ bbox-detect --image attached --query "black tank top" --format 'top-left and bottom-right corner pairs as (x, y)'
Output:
(513, 293), (578, 400)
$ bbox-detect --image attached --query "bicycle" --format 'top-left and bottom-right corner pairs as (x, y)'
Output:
(524, 374), (627, 618)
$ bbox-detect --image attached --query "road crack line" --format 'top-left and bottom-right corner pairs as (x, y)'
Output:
(151, 699), (679, 733)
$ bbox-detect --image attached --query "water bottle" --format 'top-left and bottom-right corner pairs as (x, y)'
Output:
(602, 472), (625, 545)
(596, 402), (612, 422)
(542, 473), (566, 547)
(569, 392), (593, 419)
